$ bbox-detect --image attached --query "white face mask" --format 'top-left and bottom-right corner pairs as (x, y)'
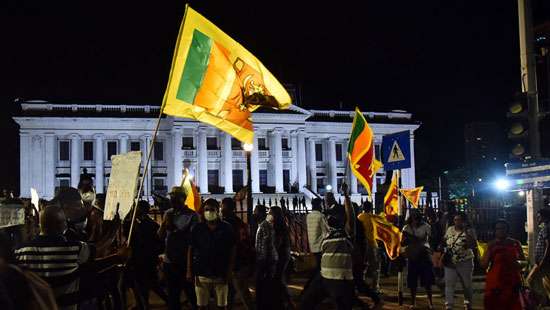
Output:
(204, 210), (218, 222)
(266, 214), (274, 223)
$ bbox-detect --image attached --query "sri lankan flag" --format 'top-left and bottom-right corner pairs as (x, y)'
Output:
(400, 186), (423, 208)
(371, 213), (402, 260)
(347, 107), (382, 197)
(162, 6), (291, 143)
(181, 169), (201, 212)
(384, 171), (399, 216)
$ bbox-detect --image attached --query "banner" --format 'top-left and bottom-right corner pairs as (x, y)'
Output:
(104, 151), (142, 221)
(0, 204), (25, 228)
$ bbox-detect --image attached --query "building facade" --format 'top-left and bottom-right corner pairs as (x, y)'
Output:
(14, 100), (420, 204)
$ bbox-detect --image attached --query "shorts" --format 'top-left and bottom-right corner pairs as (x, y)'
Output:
(195, 276), (229, 307)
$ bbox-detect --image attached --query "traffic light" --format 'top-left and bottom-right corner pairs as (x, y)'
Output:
(507, 92), (529, 158)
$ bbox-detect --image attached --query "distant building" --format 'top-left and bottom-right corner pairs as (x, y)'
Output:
(464, 122), (505, 182)
(13, 100), (421, 205)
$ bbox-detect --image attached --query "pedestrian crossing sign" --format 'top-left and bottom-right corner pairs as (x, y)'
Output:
(382, 131), (411, 171)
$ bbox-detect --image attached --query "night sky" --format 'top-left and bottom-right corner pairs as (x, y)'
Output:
(2, 1), (549, 192)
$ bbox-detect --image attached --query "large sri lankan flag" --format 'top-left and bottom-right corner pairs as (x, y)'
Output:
(347, 107), (382, 197)
(162, 5), (291, 143)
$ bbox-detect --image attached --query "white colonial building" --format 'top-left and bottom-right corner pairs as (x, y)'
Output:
(14, 100), (422, 206)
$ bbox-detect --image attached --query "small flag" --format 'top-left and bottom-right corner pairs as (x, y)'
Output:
(162, 6), (291, 144)
(384, 171), (399, 216)
(347, 107), (383, 197)
(400, 186), (424, 208)
(371, 213), (402, 260)
(477, 241), (488, 259)
(181, 169), (201, 212)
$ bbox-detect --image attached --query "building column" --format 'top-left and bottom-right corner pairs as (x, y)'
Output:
(70, 133), (81, 188)
(251, 133), (260, 193)
(290, 131), (298, 186)
(327, 137), (337, 193)
(297, 129), (307, 192)
(350, 173), (358, 194)
(31, 135), (44, 195)
(19, 132), (31, 198)
(197, 127), (209, 194)
(308, 138), (317, 193)
(44, 133), (56, 199)
(118, 134), (129, 154)
(271, 129), (284, 193)
(172, 128), (183, 186)
(223, 132), (234, 193)
(94, 134), (105, 194)
(141, 135), (153, 198)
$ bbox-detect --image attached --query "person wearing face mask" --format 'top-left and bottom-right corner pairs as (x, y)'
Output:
(187, 199), (236, 310)
(255, 206), (279, 309)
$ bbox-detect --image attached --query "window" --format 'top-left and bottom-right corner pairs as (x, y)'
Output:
(232, 169), (244, 190)
(259, 169), (268, 186)
(154, 141), (164, 161)
(59, 178), (70, 188)
(107, 141), (118, 160)
(315, 144), (323, 161)
(207, 137), (218, 150)
(283, 169), (290, 192)
(336, 144), (343, 161)
(153, 178), (167, 193)
(59, 141), (70, 161)
(182, 137), (194, 149)
(83, 141), (94, 161)
(208, 170), (219, 187)
(375, 144), (381, 160)
(282, 138), (289, 150)
(231, 138), (241, 150)
(258, 138), (267, 150)
(317, 177), (325, 192)
(130, 141), (141, 152)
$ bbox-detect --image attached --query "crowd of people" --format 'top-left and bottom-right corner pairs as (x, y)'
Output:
(0, 180), (549, 310)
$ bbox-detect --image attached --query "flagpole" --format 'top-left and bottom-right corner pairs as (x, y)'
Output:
(127, 107), (164, 245)
(396, 169), (404, 305)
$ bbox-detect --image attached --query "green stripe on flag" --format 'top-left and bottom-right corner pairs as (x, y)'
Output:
(176, 30), (213, 103)
(348, 114), (366, 153)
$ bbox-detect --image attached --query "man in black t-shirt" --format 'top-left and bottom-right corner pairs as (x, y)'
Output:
(187, 199), (235, 309)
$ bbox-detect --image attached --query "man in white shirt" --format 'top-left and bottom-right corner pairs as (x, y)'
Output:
(307, 198), (328, 267)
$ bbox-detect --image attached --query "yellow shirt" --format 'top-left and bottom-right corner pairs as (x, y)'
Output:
(357, 212), (378, 249)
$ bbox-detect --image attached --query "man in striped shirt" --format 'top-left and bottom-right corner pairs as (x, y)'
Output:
(15, 205), (90, 310)
(300, 204), (354, 310)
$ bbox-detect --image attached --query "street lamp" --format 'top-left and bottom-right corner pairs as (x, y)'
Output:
(494, 178), (511, 192)
(243, 143), (254, 222)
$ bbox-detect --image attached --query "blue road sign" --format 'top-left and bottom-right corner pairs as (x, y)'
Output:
(506, 159), (550, 190)
(382, 130), (411, 171)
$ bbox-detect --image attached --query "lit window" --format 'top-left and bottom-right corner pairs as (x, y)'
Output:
(282, 138), (289, 150)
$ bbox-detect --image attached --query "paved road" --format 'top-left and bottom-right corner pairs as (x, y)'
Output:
(141, 274), (485, 309)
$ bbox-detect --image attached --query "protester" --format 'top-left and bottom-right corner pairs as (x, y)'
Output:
(187, 198), (235, 309)
(158, 186), (199, 310)
(126, 200), (166, 309)
(357, 200), (381, 291)
(0, 231), (35, 310)
(527, 208), (550, 302)
(15, 204), (129, 310)
(51, 187), (89, 242)
(442, 212), (477, 310)
(255, 205), (278, 310)
(402, 210), (434, 309)
(270, 206), (292, 309)
(221, 197), (255, 310)
(482, 219), (525, 310)
(251, 204), (267, 245)
(306, 198), (327, 271)
(300, 204), (354, 310)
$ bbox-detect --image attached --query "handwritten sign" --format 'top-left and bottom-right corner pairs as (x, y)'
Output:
(0, 204), (25, 228)
(104, 151), (142, 221)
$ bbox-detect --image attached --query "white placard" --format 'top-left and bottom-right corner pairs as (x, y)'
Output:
(104, 151), (142, 221)
(0, 204), (25, 228)
(31, 188), (39, 210)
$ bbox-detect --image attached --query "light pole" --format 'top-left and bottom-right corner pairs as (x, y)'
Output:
(243, 143), (254, 222)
